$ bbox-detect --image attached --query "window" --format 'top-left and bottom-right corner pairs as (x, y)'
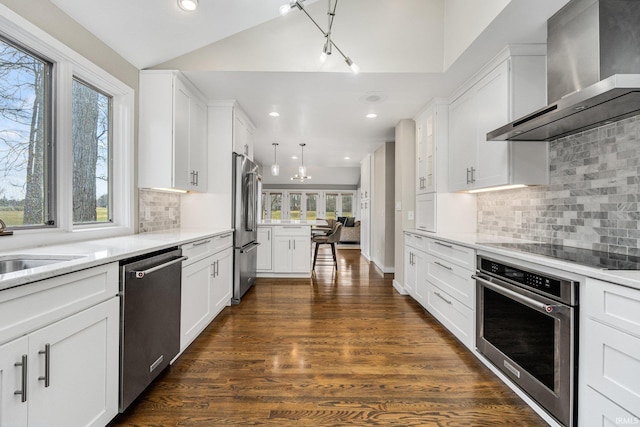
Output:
(72, 78), (112, 224)
(341, 193), (354, 217)
(289, 192), (302, 220)
(305, 193), (318, 220)
(325, 193), (338, 220)
(270, 193), (282, 220)
(0, 36), (54, 228)
(0, 8), (134, 250)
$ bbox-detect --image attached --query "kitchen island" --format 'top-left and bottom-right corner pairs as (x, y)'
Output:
(257, 220), (315, 278)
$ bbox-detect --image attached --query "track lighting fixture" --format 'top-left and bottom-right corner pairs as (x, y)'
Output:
(177, 0), (198, 12)
(279, 0), (359, 74)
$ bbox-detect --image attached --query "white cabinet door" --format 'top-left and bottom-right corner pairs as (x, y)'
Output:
(448, 90), (478, 192)
(415, 193), (435, 233)
(257, 227), (272, 271)
(233, 108), (254, 160)
(416, 110), (435, 194)
(28, 298), (119, 427)
(273, 236), (292, 272)
(404, 245), (416, 297)
(413, 250), (428, 306)
(190, 96), (208, 191)
(475, 61), (510, 189)
(290, 237), (310, 273)
(0, 337), (28, 427)
(181, 255), (214, 351)
(211, 248), (233, 315)
(173, 77), (191, 190)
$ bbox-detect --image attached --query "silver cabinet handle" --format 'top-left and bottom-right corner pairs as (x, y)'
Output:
(192, 239), (211, 247)
(38, 344), (50, 387)
(293, 240), (296, 250)
(289, 240), (291, 250)
(434, 240), (453, 249)
(434, 291), (452, 305)
(470, 167), (476, 183)
(215, 260), (219, 277)
(131, 256), (188, 279)
(434, 261), (452, 271)
(220, 233), (233, 239)
(466, 167), (470, 184)
(268, 230), (270, 240)
(14, 354), (27, 402)
(195, 170), (199, 186)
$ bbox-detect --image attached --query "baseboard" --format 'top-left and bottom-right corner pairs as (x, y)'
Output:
(393, 279), (408, 295)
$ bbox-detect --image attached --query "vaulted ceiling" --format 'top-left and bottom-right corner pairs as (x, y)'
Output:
(50, 0), (569, 185)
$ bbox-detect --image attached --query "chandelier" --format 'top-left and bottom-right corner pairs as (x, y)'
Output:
(279, 0), (359, 74)
(291, 143), (312, 181)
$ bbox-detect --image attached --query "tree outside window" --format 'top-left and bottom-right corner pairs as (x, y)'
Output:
(72, 78), (111, 224)
(0, 37), (53, 228)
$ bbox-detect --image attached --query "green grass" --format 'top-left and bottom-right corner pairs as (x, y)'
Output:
(0, 208), (109, 226)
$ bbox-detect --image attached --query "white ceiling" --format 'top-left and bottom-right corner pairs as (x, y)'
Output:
(50, 0), (569, 185)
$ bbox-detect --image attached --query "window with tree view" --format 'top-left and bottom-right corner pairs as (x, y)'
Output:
(72, 78), (111, 224)
(0, 37), (53, 228)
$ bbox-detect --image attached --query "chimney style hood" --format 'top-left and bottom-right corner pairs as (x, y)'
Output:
(488, 0), (640, 142)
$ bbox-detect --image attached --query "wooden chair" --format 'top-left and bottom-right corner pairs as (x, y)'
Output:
(312, 222), (342, 270)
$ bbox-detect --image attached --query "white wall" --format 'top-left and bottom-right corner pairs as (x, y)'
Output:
(443, 0), (511, 70)
(393, 120), (415, 291)
(372, 142), (395, 273)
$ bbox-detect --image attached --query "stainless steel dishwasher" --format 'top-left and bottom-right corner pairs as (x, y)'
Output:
(119, 247), (187, 412)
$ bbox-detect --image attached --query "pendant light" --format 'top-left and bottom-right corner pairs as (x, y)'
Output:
(271, 143), (280, 176)
(291, 143), (311, 181)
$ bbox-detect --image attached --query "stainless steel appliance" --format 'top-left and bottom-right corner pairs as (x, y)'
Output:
(488, 0), (640, 142)
(474, 254), (579, 427)
(119, 248), (186, 412)
(232, 153), (260, 304)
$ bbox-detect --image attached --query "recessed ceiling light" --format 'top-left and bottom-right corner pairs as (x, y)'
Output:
(344, 156), (351, 160)
(269, 111), (280, 117)
(366, 113), (377, 119)
(177, 0), (198, 11)
(292, 155), (298, 160)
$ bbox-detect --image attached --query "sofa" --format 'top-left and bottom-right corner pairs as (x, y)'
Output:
(337, 217), (360, 243)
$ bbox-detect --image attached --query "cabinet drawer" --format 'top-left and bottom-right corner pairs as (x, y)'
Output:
(0, 263), (119, 344)
(425, 238), (475, 271)
(584, 317), (640, 416)
(273, 226), (310, 237)
(405, 232), (427, 251)
(579, 386), (639, 426)
(213, 232), (233, 252)
(425, 253), (474, 308)
(182, 238), (215, 266)
(585, 278), (640, 338)
(426, 282), (474, 350)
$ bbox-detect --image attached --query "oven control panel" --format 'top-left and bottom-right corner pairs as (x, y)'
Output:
(480, 258), (562, 298)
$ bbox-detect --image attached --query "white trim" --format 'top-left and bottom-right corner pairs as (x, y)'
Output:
(0, 5), (135, 251)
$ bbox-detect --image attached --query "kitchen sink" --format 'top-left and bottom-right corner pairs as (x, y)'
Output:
(0, 255), (81, 275)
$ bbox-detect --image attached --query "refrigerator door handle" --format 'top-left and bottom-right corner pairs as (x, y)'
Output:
(240, 242), (261, 253)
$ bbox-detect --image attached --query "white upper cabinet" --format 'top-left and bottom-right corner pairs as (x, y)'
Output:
(139, 70), (208, 192)
(233, 107), (255, 160)
(448, 46), (549, 192)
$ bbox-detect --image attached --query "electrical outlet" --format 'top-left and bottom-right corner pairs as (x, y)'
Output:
(515, 211), (522, 227)
(395, 201), (402, 211)
(408, 211), (414, 221)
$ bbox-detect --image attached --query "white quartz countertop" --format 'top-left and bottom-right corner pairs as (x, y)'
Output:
(258, 220), (316, 226)
(405, 229), (640, 291)
(0, 228), (232, 291)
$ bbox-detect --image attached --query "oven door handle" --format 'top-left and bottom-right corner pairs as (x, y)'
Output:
(473, 275), (566, 315)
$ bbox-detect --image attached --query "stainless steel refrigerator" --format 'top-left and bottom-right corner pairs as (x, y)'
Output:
(232, 153), (259, 304)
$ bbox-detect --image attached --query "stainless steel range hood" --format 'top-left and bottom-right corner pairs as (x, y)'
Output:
(488, 0), (640, 142)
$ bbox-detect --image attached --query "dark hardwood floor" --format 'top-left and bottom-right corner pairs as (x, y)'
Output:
(110, 246), (547, 426)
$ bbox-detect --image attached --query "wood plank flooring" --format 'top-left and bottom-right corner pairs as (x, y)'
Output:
(110, 247), (548, 426)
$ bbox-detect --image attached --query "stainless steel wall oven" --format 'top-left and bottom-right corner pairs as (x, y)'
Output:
(474, 254), (579, 427)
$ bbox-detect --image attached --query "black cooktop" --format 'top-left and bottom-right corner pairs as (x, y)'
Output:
(479, 242), (640, 270)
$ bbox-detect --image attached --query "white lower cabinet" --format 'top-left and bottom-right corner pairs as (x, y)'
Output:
(0, 297), (119, 427)
(580, 278), (640, 424)
(403, 232), (475, 350)
(257, 226), (272, 271)
(180, 236), (233, 352)
(271, 226), (311, 275)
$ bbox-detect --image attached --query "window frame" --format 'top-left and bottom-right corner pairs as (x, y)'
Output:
(0, 6), (134, 250)
(261, 189), (357, 221)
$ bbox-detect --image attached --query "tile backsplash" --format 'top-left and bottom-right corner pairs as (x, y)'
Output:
(139, 189), (181, 232)
(478, 114), (640, 255)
